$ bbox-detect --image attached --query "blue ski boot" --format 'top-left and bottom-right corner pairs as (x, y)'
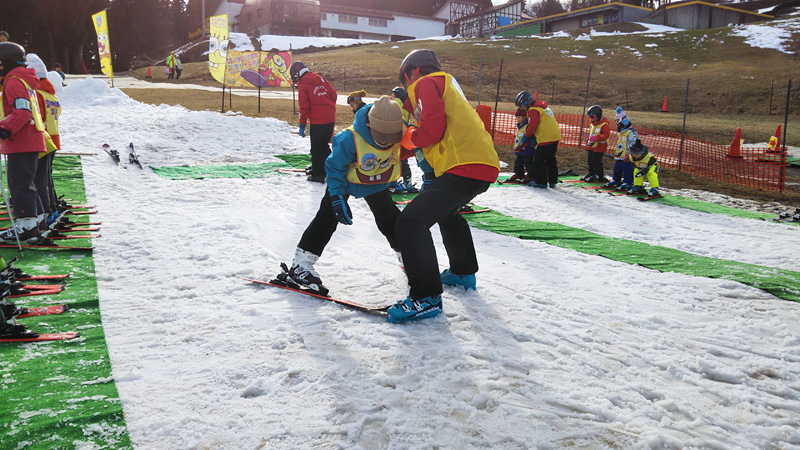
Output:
(440, 269), (476, 291)
(387, 295), (442, 323)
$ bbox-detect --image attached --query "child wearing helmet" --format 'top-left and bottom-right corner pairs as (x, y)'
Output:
(291, 61), (337, 183)
(503, 107), (535, 184)
(628, 139), (660, 196)
(607, 106), (636, 190)
(515, 90), (561, 188)
(388, 49), (500, 324)
(583, 105), (610, 182)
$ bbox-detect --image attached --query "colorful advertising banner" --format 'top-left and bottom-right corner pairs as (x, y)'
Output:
(208, 14), (229, 84)
(91, 10), (113, 80)
(225, 50), (292, 88)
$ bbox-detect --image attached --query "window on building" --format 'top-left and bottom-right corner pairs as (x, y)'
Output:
(247, 12), (252, 23)
(257, 8), (262, 18)
(321, 13), (326, 21)
(369, 18), (387, 27)
(339, 14), (358, 24)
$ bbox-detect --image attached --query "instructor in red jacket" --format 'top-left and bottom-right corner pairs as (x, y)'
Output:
(291, 61), (337, 183)
(0, 42), (46, 242)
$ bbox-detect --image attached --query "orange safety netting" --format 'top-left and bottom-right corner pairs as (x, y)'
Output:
(476, 107), (788, 192)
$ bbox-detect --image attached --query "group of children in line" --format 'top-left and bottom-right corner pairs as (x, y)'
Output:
(583, 105), (660, 196)
(0, 41), (67, 244)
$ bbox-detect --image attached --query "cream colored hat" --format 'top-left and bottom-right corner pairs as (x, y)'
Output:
(368, 95), (404, 145)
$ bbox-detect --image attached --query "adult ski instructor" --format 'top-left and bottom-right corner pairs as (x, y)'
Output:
(291, 61), (336, 183)
(387, 49), (500, 324)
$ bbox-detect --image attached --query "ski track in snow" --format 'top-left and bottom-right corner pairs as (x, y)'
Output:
(56, 78), (800, 449)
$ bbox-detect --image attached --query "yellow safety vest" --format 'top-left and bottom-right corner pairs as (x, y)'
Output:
(615, 128), (636, 159)
(345, 125), (402, 185)
(528, 105), (561, 144)
(514, 122), (527, 148)
(37, 90), (60, 138)
(407, 72), (500, 177)
(631, 152), (657, 171)
(587, 121), (608, 148)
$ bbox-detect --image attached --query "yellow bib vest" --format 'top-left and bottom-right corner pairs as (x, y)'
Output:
(345, 126), (402, 185)
(407, 72), (500, 177)
(588, 122), (607, 148)
(37, 90), (60, 138)
(615, 128), (636, 159)
(631, 152), (657, 171)
(528, 105), (561, 144)
(514, 122), (527, 148)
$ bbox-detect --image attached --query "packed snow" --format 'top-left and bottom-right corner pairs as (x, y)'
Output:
(731, 23), (794, 54)
(228, 33), (380, 52)
(56, 77), (800, 449)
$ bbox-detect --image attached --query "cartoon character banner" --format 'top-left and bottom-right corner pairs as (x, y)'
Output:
(224, 50), (292, 88)
(91, 10), (113, 80)
(208, 14), (229, 84)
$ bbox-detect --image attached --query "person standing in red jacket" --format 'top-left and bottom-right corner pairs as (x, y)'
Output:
(583, 105), (611, 182)
(291, 61), (337, 183)
(0, 43), (46, 242)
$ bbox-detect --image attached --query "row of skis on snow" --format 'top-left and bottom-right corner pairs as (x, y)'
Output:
(0, 257), (79, 342)
(0, 196), (100, 250)
(103, 142), (142, 169)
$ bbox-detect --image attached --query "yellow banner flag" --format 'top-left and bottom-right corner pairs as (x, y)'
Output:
(225, 50), (293, 88)
(209, 14), (229, 84)
(91, 10), (114, 80)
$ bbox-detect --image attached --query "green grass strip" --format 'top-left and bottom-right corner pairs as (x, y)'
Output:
(463, 210), (800, 302)
(0, 156), (132, 449)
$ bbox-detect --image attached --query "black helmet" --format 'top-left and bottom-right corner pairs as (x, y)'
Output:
(289, 61), (307, 81)
(392, 86), (408, 103)
(515, 90), (533, 108)
(587, 105), (602, 119)
(629, 139), (647, 156)
(0, 42), (25, 77)
(398, 49), (441, 85)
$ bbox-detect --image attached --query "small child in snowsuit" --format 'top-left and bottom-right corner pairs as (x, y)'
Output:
(607, 107), (636, 190)
(507, 108), (534, 183)
(628, 139), (660, 196)
(583, 105), (611, 182)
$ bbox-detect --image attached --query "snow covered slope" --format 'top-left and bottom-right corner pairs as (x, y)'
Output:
(61, 78), (800, 449)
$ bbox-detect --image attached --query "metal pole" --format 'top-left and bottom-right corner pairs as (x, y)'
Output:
(291, 44), (296, 115)
(551, 81), (554, 103)
(343, 68), (346, 93)
(780, 79), (791, 193)
(491, 59), (504, 139)
(221, 84), (225, 113)
(478, 56), (482, 105)
(258, 51), (262, 113)
(201, 0), (206, 36)
(625, 88), (628, 111)
(578, 66), (592, 147)
(678, 78), (689, 171)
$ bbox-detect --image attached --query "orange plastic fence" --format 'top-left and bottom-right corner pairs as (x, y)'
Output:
(477, 108), (787, 192)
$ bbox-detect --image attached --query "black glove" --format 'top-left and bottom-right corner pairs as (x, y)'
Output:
(0, 128), (10, 140)
(330, 194), (353, 225)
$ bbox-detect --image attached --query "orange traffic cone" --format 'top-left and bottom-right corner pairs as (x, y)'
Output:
(767, 125), (781, 154)
(660, 96), (669, 113)
(146, 66), (152, 78)
(727, 127), (743, 158)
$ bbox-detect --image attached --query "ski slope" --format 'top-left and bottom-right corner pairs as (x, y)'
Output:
(60, 78), (800, 449)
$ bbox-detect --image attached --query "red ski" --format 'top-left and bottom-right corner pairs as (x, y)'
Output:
(637, 195), (664, 201)
(241, 275), (391, 315)
(20, 284), (65, 291)
(7, 288), (62, 299)
(0, 243), (93, 250)
(16, 304), (67, 319)
(47, 234), (101, 240)
(16, 274), (70, 281)
(0, 331), (80, 343)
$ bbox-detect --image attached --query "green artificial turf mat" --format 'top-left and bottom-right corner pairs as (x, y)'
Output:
(463, 209), (800, 303)
(0, 155), (132, 449)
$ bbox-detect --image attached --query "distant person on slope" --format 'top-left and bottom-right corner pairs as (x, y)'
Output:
(277, 96), (405, 295)
(606, 106), (637, 191)
(388, 49), (500, 324)
(515, 90), (561, 189)
(504, 106), (534, 184)
(0, 42), (47, 242)
(628, 139), (660, 197)
(175, 54), (183, 80)
(291, 61), (337, 183)
(166, 51), (176, 79)
(583, 105), (611, 182)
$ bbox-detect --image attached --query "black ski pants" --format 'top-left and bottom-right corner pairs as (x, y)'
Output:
(395, 173), (490, 300)
(587, 150), (605, 179)
(533, 142), (559, 185)
(6, 152), (42, 218)
(34, 152), (55, 214)
(309, 123), (334, 178)
(513, 153), (534, 178)
(298, 188), (401, 257)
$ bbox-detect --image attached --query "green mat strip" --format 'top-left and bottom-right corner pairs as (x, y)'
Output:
(463, 210), (800, 303)
(150, 155), (314, 180)
(275, 154), (312, 168)
(0, 156), (132, 449)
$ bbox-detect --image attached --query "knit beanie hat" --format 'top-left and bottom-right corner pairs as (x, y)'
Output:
(515, 108), (528, 118)
(347, 89), (367, 104)
(25, 53), (47, 78)
(368, 95), (404, 145)
(615, 106), (631, 127)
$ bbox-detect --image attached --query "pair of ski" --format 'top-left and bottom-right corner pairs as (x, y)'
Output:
(584, 184), (663, 201)
(103, 143), (142, 169)
(1, 274), (79, 343)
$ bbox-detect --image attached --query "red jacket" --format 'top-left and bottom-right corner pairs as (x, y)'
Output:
(0, 67), (46, 155)
(297, 71), (337, 125)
